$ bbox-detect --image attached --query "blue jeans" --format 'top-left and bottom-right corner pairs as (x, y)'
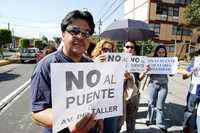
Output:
(146, 81), (168, 128)
(183, 92), (200, 128)
(197, 114), (200, 133)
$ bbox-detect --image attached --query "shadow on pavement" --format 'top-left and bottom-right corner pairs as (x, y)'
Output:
(0, 68), (20, 81)
(165, 102), (185, 127)
(135, 128), (182, 133)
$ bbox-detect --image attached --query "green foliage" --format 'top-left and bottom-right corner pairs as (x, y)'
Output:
(42, 35), (48, 46)
(116, 41), (124, 52)
(136, 40), (154, 55)
(0, 29), (12, 59)
(53, 37), (61, 45)
(90, 35), (100, 44)
(19, 38), (30, 48)
(34, 40), (44, 50)
(184, 0), (200, 26)
(0, 29), (12, 46)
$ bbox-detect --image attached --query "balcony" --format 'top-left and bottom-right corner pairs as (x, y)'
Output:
(160, 14), (167, 21)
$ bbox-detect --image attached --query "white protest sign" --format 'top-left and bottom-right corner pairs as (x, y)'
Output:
(105, 53), (131, 62)
(105, 53), (132, 71)
(147, 57), (178, 74)
(51, 62), (125, 133)
(192, 57), (200, 84)
(126, 56), (146, 73)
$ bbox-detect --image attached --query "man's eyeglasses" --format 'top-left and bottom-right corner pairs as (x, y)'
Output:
(66, 26), (91, 39)
(125, 46), (134, 49)
(102, 48), (112, 53)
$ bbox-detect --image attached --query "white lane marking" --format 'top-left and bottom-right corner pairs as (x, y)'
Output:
(0, 79), (31, 110)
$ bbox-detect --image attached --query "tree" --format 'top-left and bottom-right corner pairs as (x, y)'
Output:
(42, 35), (48, 46)
(53, 37), (61, 46)
(19, 38), (30, 48)
(136, 40), (154, 56)
(90, 35), (100, 44)
(184, 0), (200, 26)
(0, 29), (12, 59)
(34, 40), (44, 50)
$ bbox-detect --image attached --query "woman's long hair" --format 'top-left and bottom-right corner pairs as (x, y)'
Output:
(91, 39), (117, 58)
(153, 45), (167, 57)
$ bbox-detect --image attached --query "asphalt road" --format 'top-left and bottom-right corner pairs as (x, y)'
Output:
(0, 64), (194, 133)
(121, 74), (192, 133)
(0, 63), (36, 101)
(0, 87), (42, 133)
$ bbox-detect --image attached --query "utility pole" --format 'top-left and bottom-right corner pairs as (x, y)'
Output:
(174, 36), (177, 56)
(8, 23), (10, 30)
(12, 28), (15, 48)
(98, 19), (102, 35)
(188, 40), (191, 56)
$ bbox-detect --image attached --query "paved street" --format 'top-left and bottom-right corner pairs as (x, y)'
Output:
(121, 74), (191, 133)
(0, 66), (194, 133)
(0, 63), (35, 101)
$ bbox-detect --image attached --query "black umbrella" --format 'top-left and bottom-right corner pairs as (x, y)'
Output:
(101, 19), (155, 41)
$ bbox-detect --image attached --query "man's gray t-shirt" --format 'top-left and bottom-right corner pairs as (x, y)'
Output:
(31, 50), (92, 133)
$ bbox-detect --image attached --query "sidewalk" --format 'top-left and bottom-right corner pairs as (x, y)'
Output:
(120, 74), (190, 133)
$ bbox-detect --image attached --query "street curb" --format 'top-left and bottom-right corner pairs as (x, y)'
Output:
(0, 79), (31, 110)
(0, 59), (19, 67)
(0, 60), (10, 66)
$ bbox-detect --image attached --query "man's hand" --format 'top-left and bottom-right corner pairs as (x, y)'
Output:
(69, 113), (97, 133)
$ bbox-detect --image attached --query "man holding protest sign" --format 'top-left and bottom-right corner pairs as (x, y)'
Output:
(31, 10), (102, 133)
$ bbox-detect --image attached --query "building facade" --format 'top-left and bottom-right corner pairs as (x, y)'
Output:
(124, 0), (199, 59)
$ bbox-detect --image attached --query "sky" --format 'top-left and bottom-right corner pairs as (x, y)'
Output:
(0, 0), (124, 40)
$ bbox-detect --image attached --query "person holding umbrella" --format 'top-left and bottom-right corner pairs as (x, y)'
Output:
(117, 41), (149, 133)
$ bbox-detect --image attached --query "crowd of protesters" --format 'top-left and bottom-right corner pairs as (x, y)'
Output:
(31, 9), (200, 133)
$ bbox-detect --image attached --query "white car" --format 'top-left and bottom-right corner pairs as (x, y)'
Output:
(18, 48), (39, 63)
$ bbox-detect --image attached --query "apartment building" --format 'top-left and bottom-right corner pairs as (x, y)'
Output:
(124, 0), (199, 58)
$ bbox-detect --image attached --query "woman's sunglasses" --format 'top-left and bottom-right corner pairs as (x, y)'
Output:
(125, 46), (134, 49)
(102, 48), (112, 53)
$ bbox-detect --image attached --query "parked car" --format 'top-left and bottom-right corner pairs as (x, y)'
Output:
(18, 48), (39, 63)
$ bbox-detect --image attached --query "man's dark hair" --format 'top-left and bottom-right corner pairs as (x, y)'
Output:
(61, 10), (95, 35)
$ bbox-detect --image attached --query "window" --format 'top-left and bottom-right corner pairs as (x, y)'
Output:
(182, 28), (192, 36)
(175, 0), (186, 4)
(168, 45), (175, 52)
(172, 26), (192, 36)
(173, 7), (179, 16)
(156, 4), (162, 14)
(150, 24), (160, 35)
(156, 4), (179, 17)
(172, 26), (182, 35)
(168, 7), (173, 16)
(185, 0), (191, 4)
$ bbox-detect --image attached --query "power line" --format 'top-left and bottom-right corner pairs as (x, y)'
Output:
(95, 0), (119, 25)
(100, 0), (119, 20)
(124, 1), (148, 16)
(96, 0), (112, 17)
(102, 0), (127, 23)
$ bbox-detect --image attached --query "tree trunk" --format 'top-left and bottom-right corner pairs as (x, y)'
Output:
(0, 47), (4, 59)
